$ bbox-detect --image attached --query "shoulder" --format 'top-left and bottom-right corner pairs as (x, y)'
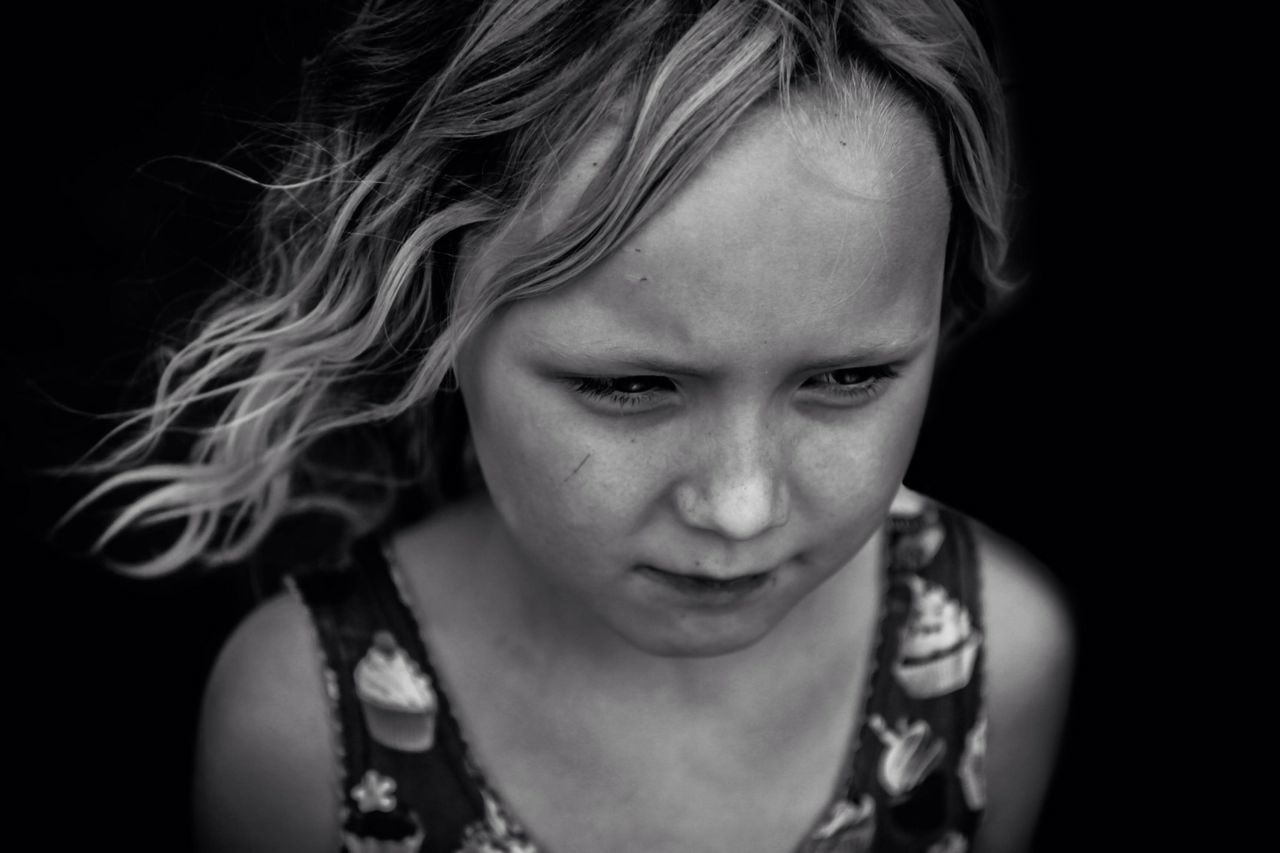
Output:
(968, 519), (1075, 853)
(972, 520), (1075, 680)
(193, 591), (339, 853)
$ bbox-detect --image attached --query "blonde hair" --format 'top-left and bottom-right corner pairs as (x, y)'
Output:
(70, 0), (1014, 576)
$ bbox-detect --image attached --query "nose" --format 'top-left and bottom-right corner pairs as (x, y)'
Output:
(674, 417), (790, 541)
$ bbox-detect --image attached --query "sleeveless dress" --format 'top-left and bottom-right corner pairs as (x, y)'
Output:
(287, 488), (986, 853)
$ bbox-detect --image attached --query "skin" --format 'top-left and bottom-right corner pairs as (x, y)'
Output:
(193, 99), (1074, 853)
(455, 101), (949, 673)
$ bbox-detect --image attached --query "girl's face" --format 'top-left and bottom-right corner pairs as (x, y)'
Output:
(457, 104), (951, 658)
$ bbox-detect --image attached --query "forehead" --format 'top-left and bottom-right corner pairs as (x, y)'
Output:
(475, 98), (951, 369)
(532, 93), (946, 237)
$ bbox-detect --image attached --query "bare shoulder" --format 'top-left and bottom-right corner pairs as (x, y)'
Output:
(975, 522), (1075, 689)
(193, 591), (339, 853)
(971, 521), (1076, 853)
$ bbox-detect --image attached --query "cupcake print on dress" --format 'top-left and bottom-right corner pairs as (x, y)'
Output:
(354, 630), (438, 752)
(868, 715), (947, 799)
(457, 788), (539, 853)
(927, 831), (968, 853)
(892, 576), (982, 699)
(808, 794), (876, 853)
(888, 487), (947, 570)
(341, 769), (426, 853)
(958, 715), (986, 811)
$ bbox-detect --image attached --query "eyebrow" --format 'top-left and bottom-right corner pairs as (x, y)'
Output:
(527, 334), (930, 376)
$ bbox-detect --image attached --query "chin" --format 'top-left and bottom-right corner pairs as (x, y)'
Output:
(611, 611), (778, 659)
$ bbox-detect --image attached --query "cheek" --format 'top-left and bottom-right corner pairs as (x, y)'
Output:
(467, 381), (659, 544)
(793, 378), (932, 521)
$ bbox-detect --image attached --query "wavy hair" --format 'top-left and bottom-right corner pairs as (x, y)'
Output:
(70, 0), (1014, 576)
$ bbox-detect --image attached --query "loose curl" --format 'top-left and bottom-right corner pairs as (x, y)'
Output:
(70, 0), (1013, 576)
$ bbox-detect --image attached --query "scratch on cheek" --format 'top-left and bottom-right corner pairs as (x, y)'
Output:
(562, 453), (592, 484)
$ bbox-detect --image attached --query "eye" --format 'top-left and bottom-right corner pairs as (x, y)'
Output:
(569, 375), (675, 410)
(802, 365), (898, 404)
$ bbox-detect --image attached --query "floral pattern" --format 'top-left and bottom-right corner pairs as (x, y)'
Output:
(341, 770), (425, 853)
(351, 770), (399, 813)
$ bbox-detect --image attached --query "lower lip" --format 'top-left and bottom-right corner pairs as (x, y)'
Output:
(636, 565), (775, 606)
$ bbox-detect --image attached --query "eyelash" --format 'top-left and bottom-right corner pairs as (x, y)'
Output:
(570, 376), (673, 408)
(568, 366), (898, 410)
(803, 365), (899, 402)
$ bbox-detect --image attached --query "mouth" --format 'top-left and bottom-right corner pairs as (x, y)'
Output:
(636, 564), (776, 597)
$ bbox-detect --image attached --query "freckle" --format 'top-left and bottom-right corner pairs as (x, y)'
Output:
(639, 276), (649, 282)
(591, 161), (598, 167)
(633, 247), (642, 253)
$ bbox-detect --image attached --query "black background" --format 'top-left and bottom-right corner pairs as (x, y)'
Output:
(7, 2), (1176, 850)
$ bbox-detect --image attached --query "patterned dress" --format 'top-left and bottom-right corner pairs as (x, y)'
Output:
(288, 487), (986, 853)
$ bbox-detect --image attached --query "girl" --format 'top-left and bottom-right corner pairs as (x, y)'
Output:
(75, 0), (1073, 850)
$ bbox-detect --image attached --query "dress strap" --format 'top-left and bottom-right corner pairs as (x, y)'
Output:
(288, 539), (485, 852)
(837, 489), (986, 851)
